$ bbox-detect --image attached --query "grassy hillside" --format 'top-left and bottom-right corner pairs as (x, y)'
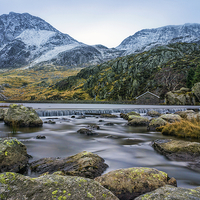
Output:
(55, 43), (200, 101)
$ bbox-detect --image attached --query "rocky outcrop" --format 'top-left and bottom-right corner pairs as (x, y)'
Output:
(0, 138), (29, 173)
(95, 167), (176, 200)
(147, 117), (167, 131)
(0, 172), (118, 200)
(165, 88), (195, 105)
(0, 93), (7, 100)
(4, 104), (43, 127)
(152, 139), (200, 171)
(30, 151), (108, 179)
(127, 115), (150, 126)
(192, 82), (200, 102)
(135, 185), (200, 200)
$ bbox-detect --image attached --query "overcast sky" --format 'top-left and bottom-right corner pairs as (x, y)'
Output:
(1, 0), (200, 48)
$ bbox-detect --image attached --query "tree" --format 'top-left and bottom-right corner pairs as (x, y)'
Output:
(193, 65), (200, 85)
(186, 68), (195, 88)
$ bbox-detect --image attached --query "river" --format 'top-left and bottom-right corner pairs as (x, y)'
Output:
(0, 103), (200, 189)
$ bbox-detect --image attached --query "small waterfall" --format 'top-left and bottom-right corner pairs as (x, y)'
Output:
(36, 108), (187, 117)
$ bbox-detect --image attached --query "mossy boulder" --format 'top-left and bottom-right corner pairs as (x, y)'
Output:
(4, 104), (43, 127)
(152, 139), (200, 171)
(0, 138), (28, 173)
(127, 115), (150, 126)
(120, 111), (140, 120)
(147, 110), (161, 117)
(147, 117), (167, 131)
(30, 151), (108, 179)
(0, 108), (7, 120)
(160, 113), (181, 123)
(0, 172), (118, 200)
(192, 82), (200, 102)
(95, 167), (176, 200)
(135, 185), (200, 200)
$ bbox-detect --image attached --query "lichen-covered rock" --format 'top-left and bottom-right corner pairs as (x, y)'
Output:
(175, 110), (200, 121)
(160, 113), (181, 123)
(0, 138), (28, 173)
(147, 110), (161, 117)
(127, 115), (150, 126)
(192, 82), (200, 102)
(0, 108), (7, 120)
(147, 117), (167, 131)
(152, 139), (200, 171)
(0, 172), (119, 200)
(30, 151), (108, 179)
(135, 185), (200, 200)
(4, 104), (43, 127)
(120, 111), (140, 120)
(95, 167), (176, 200)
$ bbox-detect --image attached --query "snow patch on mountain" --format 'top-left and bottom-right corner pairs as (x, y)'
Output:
(16, 29), (56, 47)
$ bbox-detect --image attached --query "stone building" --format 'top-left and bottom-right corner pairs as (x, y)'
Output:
(135, 91), (160, 105)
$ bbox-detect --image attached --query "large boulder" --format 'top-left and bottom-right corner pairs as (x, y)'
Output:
(30, 151), (108, 179)
(160, 114), (182, 123)
(192, 82), (200, 102)
(152, 139), (200, 171)
(127, 115), (150, 126)
(0, 172), (119, 200)
(135, 185), (200, 200)
(0, 138), (29, 173)
(4, 104), (43, 127)
(120, 111), (140, 120)
(95, 167), (176, 200)
(147, 117), (167, 131)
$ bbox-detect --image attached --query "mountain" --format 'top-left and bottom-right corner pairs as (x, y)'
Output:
(0, 12), (123, 69)
(116, 23), (200, 55)
(54, 42), (200, 101)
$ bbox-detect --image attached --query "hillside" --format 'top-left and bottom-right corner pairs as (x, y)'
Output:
(54, 42), (200, 101)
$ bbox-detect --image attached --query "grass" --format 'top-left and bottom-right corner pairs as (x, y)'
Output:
(161, 118), (200, 138)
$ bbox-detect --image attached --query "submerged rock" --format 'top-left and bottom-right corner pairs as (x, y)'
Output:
(0, 172), (118, 200)
(135, 185), (200, 200)
(30, 151), (108, 179)
(127, 115), (149, 126)
(95, 167), (176, 200)
(4, 104), (43, 127)
(152, 139), (200, 171)
(77, 128), (97, 135)
(0, 138), (29, 173)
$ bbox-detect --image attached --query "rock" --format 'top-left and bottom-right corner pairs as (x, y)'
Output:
(104, 122), (115, 126)
(175, 110), (200, 120)
(147, 117), (167, 131)
(127, 115), (150, 126)
(100, 114), (118, 118)
(44, 120), (56, 124)
(0, 93), (7, 100)
(152, 139), (200, 171)
(135, 185), (200, 200)
(95, 167), (176, 200)
(165, 91), (195, 105)
(36, 135), (46, 139)
(120, 111), (140, 120)
(76, 115), (86, 119)
(87, 124), (100, 130)
(71, 115), (75, 118)
(77, 128), (97, 135)
(4, 104), (43, 127)
(0, 108), (7, 120)
(147, 110), (161, 117)
(0, 172), (119, 200)
(30, 151), (108, 179)
(0, 138), (29, 173)
(160, 113), (181, 123)
(192, 82), (200, 102)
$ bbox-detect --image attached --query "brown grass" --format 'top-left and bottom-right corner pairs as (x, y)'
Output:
(161, 118), (200, 138)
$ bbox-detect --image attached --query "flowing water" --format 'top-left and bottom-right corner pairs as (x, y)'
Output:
(0, 103), (200, 189)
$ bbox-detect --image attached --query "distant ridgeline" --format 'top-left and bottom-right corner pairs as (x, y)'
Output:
(54, 42), (200, 102)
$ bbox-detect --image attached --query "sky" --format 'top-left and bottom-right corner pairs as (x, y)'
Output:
(1, 0), (200, 48)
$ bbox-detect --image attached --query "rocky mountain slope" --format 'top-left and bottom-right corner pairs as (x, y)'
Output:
(117, 23), (200, 55)
(0, 12), (123, 69)
(54, 42), (200, 101)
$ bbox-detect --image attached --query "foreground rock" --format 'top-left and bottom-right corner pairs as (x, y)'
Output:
(0, 172), (118, 200)
(135, 185), (200, 200)
(0, 138), (29, 173)
(127, 115), (150, 126)
(95, 167), (176, 200)
(152, 139), (200, 171)
(4, 104), (43, 127)
(30, 151), (108, 179)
